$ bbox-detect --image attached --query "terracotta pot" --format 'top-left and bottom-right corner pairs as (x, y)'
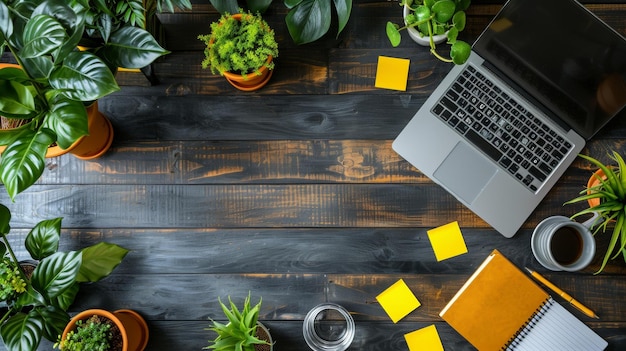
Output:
(211, 14), (274, 91)
(586, 169), (606, 208)
(0, 63), (114, 159)
(61, 309), (149, 351)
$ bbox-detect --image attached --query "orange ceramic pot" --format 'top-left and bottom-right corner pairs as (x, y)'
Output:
(586, 169), (606, 208)
(61, 309), (149, 351)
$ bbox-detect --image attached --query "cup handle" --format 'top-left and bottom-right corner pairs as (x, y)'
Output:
(581, 211), (603, 228)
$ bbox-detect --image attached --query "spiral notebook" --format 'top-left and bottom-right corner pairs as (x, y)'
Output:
(439, 250), (607, 351)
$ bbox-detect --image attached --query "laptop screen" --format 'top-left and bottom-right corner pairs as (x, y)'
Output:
(473, 0), (626, 139)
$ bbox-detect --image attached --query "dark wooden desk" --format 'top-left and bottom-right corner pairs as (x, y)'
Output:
(2, 0), (625, 350)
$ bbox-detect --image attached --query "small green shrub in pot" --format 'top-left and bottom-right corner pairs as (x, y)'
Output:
(54, 316), (114, 351)
(198, 10), (279, 79)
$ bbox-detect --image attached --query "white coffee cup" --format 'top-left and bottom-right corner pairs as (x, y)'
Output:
(531, 214), (600, 271)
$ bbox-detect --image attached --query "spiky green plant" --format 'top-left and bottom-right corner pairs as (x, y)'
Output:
(565, 151), (626, 273)
(205, 294), (271, 351)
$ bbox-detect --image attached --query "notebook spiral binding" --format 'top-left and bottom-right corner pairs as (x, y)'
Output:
(502, 297), (555, 351)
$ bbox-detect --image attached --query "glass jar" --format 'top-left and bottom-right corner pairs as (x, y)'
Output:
(303, 303), (355, 351)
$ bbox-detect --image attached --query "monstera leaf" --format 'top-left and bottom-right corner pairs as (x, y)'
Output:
(285, 0), (352, 44)
(98, 26), (170, 69)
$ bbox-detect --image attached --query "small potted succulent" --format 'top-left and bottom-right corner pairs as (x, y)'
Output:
(386, 0), (471, 65)
(205, 294), (273, 351)
(565, 151), (626, 274)
(198, 10), (279, 91)
(0, 204), (129, 351)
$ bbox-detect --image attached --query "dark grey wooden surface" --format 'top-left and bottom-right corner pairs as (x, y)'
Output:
(1, 0), (626, 350)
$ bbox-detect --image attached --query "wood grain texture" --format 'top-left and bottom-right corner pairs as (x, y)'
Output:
(1, 1), (625, 350)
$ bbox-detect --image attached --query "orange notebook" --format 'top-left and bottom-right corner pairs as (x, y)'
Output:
(439, 250), (607, 351)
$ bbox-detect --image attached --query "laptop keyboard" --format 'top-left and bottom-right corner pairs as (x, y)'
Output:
(431, 65), (573, 192)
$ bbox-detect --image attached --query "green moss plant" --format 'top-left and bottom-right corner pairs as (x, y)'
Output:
(198, 10), (278, 80)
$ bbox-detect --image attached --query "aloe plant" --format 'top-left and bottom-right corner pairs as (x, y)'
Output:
(208, 0), (352, 45)
(205, 294), (272, 351)
(386, 0), (471, 65)
(565, 151), (626, 274)
(0, 0), (171, 201)
(0, 204), (129, 351)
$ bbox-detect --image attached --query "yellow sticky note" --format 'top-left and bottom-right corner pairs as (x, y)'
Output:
(375, 56), (410, 91)
(404, 325), (444, 351)
(376, 279), (420, 323)
(427, 221), (468, 261)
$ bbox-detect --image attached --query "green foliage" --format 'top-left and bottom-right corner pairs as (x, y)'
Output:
(0, 257), (26, 302)
(0, 203), (129, 351)
(208, 0), (352, 45)
(54, 317), (112, 351)
(205, 294), (271, 351)
(386, 0), (471, 65)
(0, 0), (174, 201)
(198, 11), (278, 79)
(565, 151), (626, 274)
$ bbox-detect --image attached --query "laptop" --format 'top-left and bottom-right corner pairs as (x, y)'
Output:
(392, 0), (626, 237)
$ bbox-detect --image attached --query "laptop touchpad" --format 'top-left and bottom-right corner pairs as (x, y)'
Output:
(433, 142), (497, 204)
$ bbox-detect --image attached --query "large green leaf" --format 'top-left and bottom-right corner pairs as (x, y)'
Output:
(0, 312), (44, 351)
(285, 0), (332, 45)
(333, 0), (351, 36)
(31, 251), (82, 300)
(76, 242), (129, 283)
(0, 128), (55, 201)
(21, 14), (66, 59)
(30, 305), (70, 342)
(0, 1), (13, 41)
(49, 51), (119, 101)
(0, 204), (10, 234)
(25, 217), (62, 260)
(43, 95), (89, 149)
(0, 79), (36, 117)
(18, 56), (54, 80)
(99, 26), (170, 69)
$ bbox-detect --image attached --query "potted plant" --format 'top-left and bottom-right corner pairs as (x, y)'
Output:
(207, 0), (352, 45)
(205, 294), (273, 351)
(198, 10), (279, 91)
(0, 0), (172, 201)
(565, 151), (626, 274)
(386, 0), (471, 65)
(55, 309), (149, 351)
(0, 203), (129, 351)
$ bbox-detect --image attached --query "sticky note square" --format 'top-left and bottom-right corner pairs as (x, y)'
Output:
(376, 279), (420, 323)
(375, 56), (410, 91)
(427, 221), (468, 261)
(404, 325), (444, 351)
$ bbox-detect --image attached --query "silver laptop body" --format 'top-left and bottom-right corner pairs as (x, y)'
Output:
(392, 0), (626, 237)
